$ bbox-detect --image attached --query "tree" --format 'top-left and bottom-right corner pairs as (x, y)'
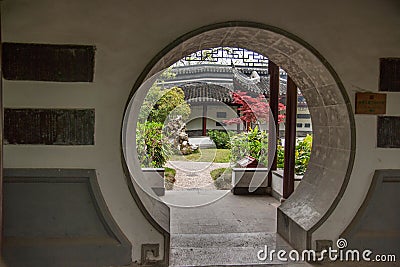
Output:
(224, 91), (286, 130)
(139, 85), (191, 124)
(136, 72), (191, 167)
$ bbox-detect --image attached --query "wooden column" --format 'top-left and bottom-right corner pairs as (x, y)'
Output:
(202, 104), (207, 136)
(267, 61), (279, 187)
(283, 76), (297, 199)
(236, 107), (240, 133)
(0, 2), (4, 254)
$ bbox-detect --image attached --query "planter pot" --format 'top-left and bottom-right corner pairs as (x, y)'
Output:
(271, 170), (303, 200)
(141, 168), (165, 196)
(231, 167), (269, 195)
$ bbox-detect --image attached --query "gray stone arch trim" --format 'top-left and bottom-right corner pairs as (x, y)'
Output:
(121, 21), (356, 252)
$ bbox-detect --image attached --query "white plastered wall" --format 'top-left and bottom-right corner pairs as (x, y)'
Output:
(187, 104), (239, 132)
(2, 0), (400, 261)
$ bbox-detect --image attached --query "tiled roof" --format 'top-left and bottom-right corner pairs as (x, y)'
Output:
(180, 82), (233, 103)
(233, 76), (287, 95)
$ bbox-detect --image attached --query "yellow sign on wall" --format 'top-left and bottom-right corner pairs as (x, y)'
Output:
(355, 93), (387, 114)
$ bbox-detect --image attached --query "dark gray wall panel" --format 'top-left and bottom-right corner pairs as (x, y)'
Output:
(5, 181), (109, 237)
(4, 108), (95, 145)
(379, 58), (400, 92)
(377, 116), (400, 148)
(343, 170), (400, 258)
(3, 169), (131, 267)
(3, 42), (95, 82)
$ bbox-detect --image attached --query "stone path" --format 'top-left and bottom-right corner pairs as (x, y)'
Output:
(170, 232), (296, 266)
(166, 160), (230, 190)
(167, 192), (298, 266)
(162, 165), (307, 266)
(168, 192), (280, 234)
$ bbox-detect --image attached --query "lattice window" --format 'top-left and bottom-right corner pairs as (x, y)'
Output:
(175, 47), (269, 67)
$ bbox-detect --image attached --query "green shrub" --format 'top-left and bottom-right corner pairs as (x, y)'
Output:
(207, 130), (232, 149)
(211, 168), (225, 180)
(210, 167), (232, 190)
(276, 134), (312, 175)
(295, 135), (312, 175)
(164, 167), (176, 190)
(230, 126), (268, 166)
(277, 141), (285, 169)
(136, 121), (171, 168)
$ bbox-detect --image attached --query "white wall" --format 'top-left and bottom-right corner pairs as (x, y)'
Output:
(296, 107), (312, 133)
(2, 0), (400, 260)
(186, 104), (240, 132)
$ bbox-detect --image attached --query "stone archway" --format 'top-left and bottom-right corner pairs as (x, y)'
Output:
(123, 21), (355, 252)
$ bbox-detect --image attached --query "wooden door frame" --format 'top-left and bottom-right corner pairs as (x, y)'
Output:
(0, 2), (4, 255)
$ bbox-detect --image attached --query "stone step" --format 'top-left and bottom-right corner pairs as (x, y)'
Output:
(188, 137), (215, 149)
(170, 232), (299, 266)
(171, 232), (278, 248)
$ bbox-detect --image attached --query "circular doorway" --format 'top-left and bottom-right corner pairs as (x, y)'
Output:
(122, 21), (355, 251)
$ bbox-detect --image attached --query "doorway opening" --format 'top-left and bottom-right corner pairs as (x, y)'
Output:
(122, 22), (355, 265)
(136, 46), (305, 265)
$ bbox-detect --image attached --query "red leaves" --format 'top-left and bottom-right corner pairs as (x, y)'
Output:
(224, 91), (286, 126)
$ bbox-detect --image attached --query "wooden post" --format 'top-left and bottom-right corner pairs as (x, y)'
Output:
(283, 76), (297, 199)
(202, 104), (207, 136)
(236, 107), (240, 133)
(0, 2), (4, 254)
(267, 61), (279, 187)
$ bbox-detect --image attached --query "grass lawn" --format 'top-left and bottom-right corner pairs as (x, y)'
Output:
(210, 167), (233, 190)
(210, 167), (232, 180)
(169, 148), (231, 163)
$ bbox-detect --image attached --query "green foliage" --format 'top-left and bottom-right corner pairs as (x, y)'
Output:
(212, 149), (232, 163)
(230, 126), (268, 166)
(159, 67), (176, 80)
(207, 130), (232, 149)
(211, 168), (226, 180)
(276, 135), (313, 175)
(139, 85), (191, 124)
(136, 121), (171, 168)
(164, 167), (176, 190)
(277, 141), (285, 169)
(210, 167), (232, 190)
(169, 148), (231, 163)
(138, 85), (163, 122)
(295, 135), (312, 175)
(136, 78), (191, 167)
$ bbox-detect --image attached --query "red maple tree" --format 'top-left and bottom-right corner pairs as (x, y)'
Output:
(224, 91), (286, 130)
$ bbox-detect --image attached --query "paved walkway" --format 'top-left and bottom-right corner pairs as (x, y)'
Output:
(167, 191), (279, 234)
(165, 192), (394, 266)
(165, 191), (292, 266)
(166, 161), (230, 190)
(161, 162), (392, 266)
(155, 191), (395, 266)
